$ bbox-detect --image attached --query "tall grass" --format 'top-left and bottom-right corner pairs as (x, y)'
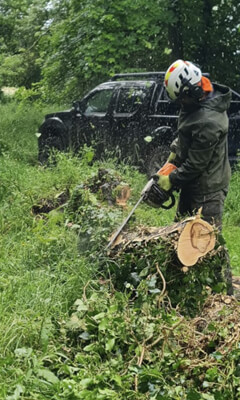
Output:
(223, 165), (240, 273)
(0, 101), (102, 396)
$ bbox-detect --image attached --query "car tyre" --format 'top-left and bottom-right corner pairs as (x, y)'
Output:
(38, 119), (68, 163)
(146, 145), (170, 177)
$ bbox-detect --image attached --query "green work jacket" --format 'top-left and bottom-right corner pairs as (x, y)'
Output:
(169, 83), (232, 194)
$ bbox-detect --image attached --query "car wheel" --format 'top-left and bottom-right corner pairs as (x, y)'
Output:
(38, 134), (67, 163)
(145, 145), (170, 177)
(38, 119), (68, 163)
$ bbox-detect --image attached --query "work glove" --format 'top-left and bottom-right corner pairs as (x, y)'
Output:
(167, 152), (176, 163)
(159, 175), (172, 191)
(156, 162), (177, 177)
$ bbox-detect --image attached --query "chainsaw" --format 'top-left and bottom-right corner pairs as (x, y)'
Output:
(106, 163), (177, 250)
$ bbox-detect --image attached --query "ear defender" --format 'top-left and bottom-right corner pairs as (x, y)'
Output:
(179, 78), (203, 100)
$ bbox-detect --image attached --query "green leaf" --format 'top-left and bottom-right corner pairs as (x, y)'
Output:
(93, 312), (106, 321)
(186, 390), (201, 400)
(202, 381), (211, 388)
(80, 378), (94, 388)
(83, 343), (98, 352)
(144, 136), (152, 143)
(205, 366), (219, 381)
(105, 338), (115, 352)
(98, 388), (116, 396)
(6, 384), (25, 400)
(143, 40), (152, 49)
(149, 288), (161, 294)
(211, 351), (223, 360)
(74, 299), (88, 311)
(112, 374), (122, 387)
(202, 394), (215, 400)
(84, 149), (94, 163)
(14, 347), (32, 358)
(99, 318), (109, 331)
(212, 282), (226, 293)
(139, 266), (149, 277)
(66, 314), (83, 330)
(40, 317), (53, 349)
(164, 47), (172, 55)
(37, 368), (59, 384)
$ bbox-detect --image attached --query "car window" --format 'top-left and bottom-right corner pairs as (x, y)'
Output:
(83, 89), (114, 115)
(115, 88), (147, 114)
(155, 87), (179, 116)
(229, 90), (240, 115)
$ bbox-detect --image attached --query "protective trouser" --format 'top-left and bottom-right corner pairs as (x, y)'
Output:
(175, 187), (228, 230)
(175, 187), (233, 295)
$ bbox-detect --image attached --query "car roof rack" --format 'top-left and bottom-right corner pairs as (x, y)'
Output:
(231, 89), (240, 99)
(111, 71), (210, 83)
(110, 72), (165, 81)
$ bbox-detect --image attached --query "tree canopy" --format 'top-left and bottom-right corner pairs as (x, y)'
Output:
(0, 0), (240, 101)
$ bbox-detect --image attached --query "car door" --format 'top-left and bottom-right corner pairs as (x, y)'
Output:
(111, 85), (151, 164)
(228, 90), (240, 164)
(72, 87), (115, 156)
(148, 85), (179, 132)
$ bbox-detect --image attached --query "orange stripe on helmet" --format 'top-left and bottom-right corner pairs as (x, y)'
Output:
(164, 62), (180, 87)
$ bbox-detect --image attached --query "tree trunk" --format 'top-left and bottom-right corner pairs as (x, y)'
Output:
(168, 0), (184, 60)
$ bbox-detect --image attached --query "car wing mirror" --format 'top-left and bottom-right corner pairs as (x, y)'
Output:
(72, 101), (83, 114)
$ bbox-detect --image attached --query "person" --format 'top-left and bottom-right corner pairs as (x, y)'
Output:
(146, 59), (233, 293)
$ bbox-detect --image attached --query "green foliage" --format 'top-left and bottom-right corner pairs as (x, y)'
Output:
(39, 0), (171, 101)
(0, 101), (47, 163)
(224, 164), (240, 225)
(1, 0), (240, 100)
(223, 163), (240, 273)
(0, 54), (25, 87)
(106, 235), (231, 316)
(65, 171), (127, 254)
(0, 0), (52, 88)
(3, 278), (240, 399)
(39, 0), (239, 100)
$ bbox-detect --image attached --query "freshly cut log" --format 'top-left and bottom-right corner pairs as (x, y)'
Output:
(108, 210), (216, 267)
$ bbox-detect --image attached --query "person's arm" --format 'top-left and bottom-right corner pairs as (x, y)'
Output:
(169, 119), (219, 187)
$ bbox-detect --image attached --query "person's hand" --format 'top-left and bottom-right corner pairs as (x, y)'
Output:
(159, 175), (172, 191)
(167, 152), (176, 162)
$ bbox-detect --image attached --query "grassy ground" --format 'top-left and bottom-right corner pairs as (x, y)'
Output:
(0, 100), (240, 398)
(222, 165), (240, 275)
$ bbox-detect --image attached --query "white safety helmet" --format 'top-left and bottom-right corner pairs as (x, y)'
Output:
(164, 59), (202, 101)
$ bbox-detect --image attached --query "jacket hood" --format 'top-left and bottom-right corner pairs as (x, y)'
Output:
(202, 83), (232, 113)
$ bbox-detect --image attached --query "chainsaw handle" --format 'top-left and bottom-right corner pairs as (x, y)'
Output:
(160, 192), (175, 209)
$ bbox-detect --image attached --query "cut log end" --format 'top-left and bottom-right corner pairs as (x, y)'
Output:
(177, 218), (216, 267)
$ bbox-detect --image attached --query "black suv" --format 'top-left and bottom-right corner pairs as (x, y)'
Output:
(38, 72), (240, 175)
